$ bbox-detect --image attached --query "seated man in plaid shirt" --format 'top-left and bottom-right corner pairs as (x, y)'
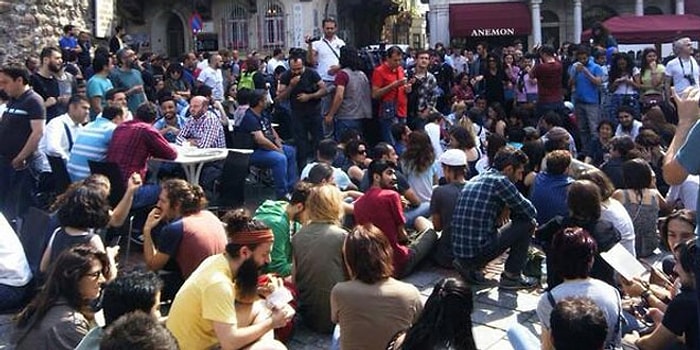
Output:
(451, 146), (538, 290)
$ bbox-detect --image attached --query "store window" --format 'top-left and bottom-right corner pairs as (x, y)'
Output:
(229, 6), (249, 49)
(541, 10), (560, 48)
(263, 2), (285, 48)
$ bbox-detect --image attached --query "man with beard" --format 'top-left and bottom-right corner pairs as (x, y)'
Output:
(197, 53), (225, 102)
(406, 50), (438, 130)
(109, 48), (145, 114)
(166, 209), (294, 350)
(31, 47), (64, 121)
(176, 95), (226, 149)
(614, 105), (642, 140)
(353, 160), (438, 279)
(142, 179), (228, 299)
(181, 52), (197, 88)
(153, 91), (186, 143)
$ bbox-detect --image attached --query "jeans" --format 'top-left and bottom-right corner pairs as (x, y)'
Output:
(535, 101), (566, 120)
(399, 228), (439, 278)
(574, 101), (601, 149)
(334, 119), (364, 142)
(132, 183), (161, 209)
(0, 156), (35, 220)
(250, 145), (298, 199)
(378, 116), (399, 144)
(507, 324), (540, 350)
(0, 282), (31, 313)
(330, 325), (341, 350)
(455, 219), (534, 275)
(292, 111), (322, 173)
(404, 202), (431, 229)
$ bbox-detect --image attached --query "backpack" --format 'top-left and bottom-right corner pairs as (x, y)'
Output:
(238, 71), (255, 90)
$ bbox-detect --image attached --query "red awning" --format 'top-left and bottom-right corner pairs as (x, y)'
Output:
(581, 14), (700, 44)
(449, 2), (532, 38)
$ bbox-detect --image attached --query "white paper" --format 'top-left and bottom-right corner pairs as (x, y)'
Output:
(266, 287), (293, 309)
(599, 243), (647, 281)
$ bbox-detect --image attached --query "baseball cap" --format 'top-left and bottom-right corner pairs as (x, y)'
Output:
(439, 149), (467, 167)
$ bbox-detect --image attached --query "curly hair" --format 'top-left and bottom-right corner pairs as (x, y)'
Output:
(401, 131), (435, 174)
(17, 245), (110, 328)
(161, 179), (208, 216)
(221, 208), (269, 258)
(57, 185), (111, 229)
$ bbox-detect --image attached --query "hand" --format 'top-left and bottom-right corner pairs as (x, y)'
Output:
(45, 96), (57, 106)
(126, 173), (143, 193)
(328, 65), (340, 75)
(296, 93), (310, 103)
(620, 276), (647, 297)
(270, 304), (295, 328)
(324, 114), (333, 125)
(131, 85), (144, 94)
(10, 156), (27, 170)
(393, 78), (408, 88)
(575, 63), (584, 72)
(257, 275), (283, 298)
(400, 196), (410, 209)
(672, 86), (700, 126)
(647, 308), (664, 324)
(187, 138), (199, 147)
(106, 245), (120, 261)
(144, 208), (163, 231)
(290, 75), (301, 86)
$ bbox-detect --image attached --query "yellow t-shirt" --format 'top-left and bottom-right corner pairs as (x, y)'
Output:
(166, 254), (237, 350)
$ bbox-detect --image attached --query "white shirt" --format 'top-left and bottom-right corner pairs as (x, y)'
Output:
(666, 175), (699, 211)
(614, 119), (642, 140)
(312, 36), (345, 81)
(665, 56), (700, 94)
(0, 213), (32, 287)
(267, 57), (287, 75)
(197, 66), (224, 101)
(39, 113), (84, 159)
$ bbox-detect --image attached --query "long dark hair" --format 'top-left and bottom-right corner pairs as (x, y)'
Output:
(16, 245), (110, 327)
(401, 131), (435, 174)
(608, 53), (635, 91)
(400, 277), (477, 350)
(639, 47), (658, 78)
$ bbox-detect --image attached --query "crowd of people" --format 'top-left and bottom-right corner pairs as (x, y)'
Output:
(0, 18), (699, 350)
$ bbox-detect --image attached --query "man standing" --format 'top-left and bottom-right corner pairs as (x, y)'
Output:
(110, 48), (145, 114)
(76, 31), (92, 72)
(107, 103), (177, 208)
(277, 56), (326, 170)
(406, 50), (438, 130)
(67, 105), (124, 182)
(86, 54), (114, 119)
(530, 45), (565, 120)
(665, 37), (700, 96)
(353, 160), (437, 278)
(31, 47), (64, 121)
(452, 146), (537, 289)
(267, 48), (286, 75)
(0, 65), (45, 220)
(430, 149), (468, 268)
(372, 46), (410, 143)
(307, 18), (345, 115)
(324, 46), (371, 141)
(569, 45), (603, 148)
(197, 53), (225, 102)
(143, 179), (228, 297)
(39, 95), (90, 160)
(109, 25), (126, 55)
(177, 96), (225, 149)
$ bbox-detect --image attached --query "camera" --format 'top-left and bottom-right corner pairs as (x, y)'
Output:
(305, 36), (320, 44)
(684, 74), (696, 86)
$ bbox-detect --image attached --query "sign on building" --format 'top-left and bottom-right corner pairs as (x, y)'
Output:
(293, 4), (303, 48)
(94, 0), (115, 39)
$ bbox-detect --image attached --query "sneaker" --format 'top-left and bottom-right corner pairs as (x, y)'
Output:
(499, 273), (538, 290)
(453, 260), (496, 286)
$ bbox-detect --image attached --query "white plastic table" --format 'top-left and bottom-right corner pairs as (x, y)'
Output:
(153, 146), (253, 184)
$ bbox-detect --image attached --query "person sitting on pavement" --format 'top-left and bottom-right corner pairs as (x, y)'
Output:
(300, 139), (356, 191)
(100, 311), (178, 350)
(75, 271), (163, 350)
(13, 246), (110, 350)
(529, 150), (573, 225)
(387, 277), (478, 350)
(354, 160), (438, 279)
(254, 181), (311, 278)
(166, 209), (293, 350)
(142, 179), (228, 299)
(452, 146), (537, 289)
(236, 89), (298, 200)
(330, 224), (422, 350)
(430, 149), (468, 268)
(291, 184), (348, 334)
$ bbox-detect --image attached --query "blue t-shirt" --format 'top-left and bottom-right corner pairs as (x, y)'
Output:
(86, 75), (114, 119)
(530, 172), (573, 224)
(570, 60), (603, 104)
(109, 68), (146, 113)
(676, 119), (700, 234)
(59, 35), (78, 50)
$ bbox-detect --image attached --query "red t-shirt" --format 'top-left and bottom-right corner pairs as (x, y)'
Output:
(371, 63), (408, 118)
(334, 70), (349, 86)
(531, 60), (563, 104)
(353, 187), (409, 274)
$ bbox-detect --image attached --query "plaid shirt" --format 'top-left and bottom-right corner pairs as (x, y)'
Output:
(407, 68), (438, 112)
(106, 120), (177, 184)
(176, 111), (226, 148)
(451, 169), (536, 259)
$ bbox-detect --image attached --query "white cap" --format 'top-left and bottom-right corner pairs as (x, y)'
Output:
(439, 149), (467, 166)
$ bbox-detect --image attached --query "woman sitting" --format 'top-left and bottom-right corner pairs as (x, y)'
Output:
(13, 245), (109, 350)
(401, 131), (437, 204)
(343, 139), (371, 186)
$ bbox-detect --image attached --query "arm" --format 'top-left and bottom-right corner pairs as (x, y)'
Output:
(213, 319), (275, 350)
(300, 80), (327, 101)
(582, 66), (603, 85)
(325, 85), (345, 120)
(372, 80), (401, 99)
(635, 324), (678, 350)
(252, 130), (280, 151)
(108, 174), (140, 227)
(13, 119), (44, 168)
(141, 207), (174, 272)
(403, 188), (422, 207)
(662, 87), (700, 185)
(43, 119), (69, 159)
(499, 178), (537, 221)
(89, 96), (103, 115)
(540, 327), (554, 350)
(146, 128), (178, 160)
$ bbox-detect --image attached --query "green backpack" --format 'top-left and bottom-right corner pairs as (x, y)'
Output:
(238, 71), (255, 90)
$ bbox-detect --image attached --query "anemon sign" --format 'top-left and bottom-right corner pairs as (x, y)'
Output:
(470, 28), (516, 37)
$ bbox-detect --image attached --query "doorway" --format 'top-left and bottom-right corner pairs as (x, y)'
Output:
(166, 13), (185, 58)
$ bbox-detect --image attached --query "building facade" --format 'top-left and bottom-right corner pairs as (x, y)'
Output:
(428, 0), (690, 49)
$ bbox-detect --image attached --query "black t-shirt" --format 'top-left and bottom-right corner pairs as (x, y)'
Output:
(0, 89), (46, 159)
(238, 108), (275, 149)
(279, 68), (322, 115)
(662, 288), (698, 350)
(30, 72), (60, 121)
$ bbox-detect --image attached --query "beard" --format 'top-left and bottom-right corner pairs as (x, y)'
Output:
(48, 63), (61, 73)
(235, 257), (262, 300)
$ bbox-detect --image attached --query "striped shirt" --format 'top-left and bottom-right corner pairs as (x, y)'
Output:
(67, 116), (116, 181)
(451, 169), (536, 259)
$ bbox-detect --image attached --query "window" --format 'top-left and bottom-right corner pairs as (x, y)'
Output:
(229, 6), (249, 49)
(263, 3), (285, 47)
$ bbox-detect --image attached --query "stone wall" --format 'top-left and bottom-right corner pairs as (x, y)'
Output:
(0, 0), (92, 64)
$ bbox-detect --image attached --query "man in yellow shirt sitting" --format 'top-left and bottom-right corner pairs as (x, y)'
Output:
(166, 209), (294, 350)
